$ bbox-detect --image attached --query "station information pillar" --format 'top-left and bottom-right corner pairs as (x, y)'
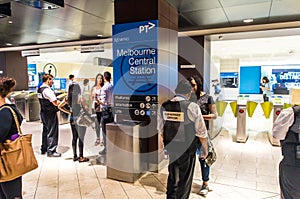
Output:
(111, 0), (178, 181)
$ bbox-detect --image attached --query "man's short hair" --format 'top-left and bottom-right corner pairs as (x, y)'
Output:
(69, 74), (74, 79)
(42, 74), (54, 83)
(104, 71), (111, 82)
(175, 79), (192, 94)
(83, 79), (89, 84)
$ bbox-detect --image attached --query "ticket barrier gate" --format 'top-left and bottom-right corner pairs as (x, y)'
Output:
(24, 92), (40, 121)
(236, 104), (247, 142)
(210, 100), (228, 139)
(230, 101), (258, 143)
(10, 91), (26, 117)
(230, 101), (248, 142)
(268, 104), (283, 146)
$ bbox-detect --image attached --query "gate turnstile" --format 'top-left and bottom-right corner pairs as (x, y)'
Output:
(236, 104), (248, 142)
(269, 105), (283, 146)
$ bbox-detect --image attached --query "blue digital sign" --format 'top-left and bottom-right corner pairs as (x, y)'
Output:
(28, 64), (37, 75)
(113, 20), (158, 95)
(240, 66), (261, 94)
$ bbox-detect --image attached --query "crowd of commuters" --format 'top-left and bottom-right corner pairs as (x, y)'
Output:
(36, 72), (114, 161)
(2, 71), (295, 199)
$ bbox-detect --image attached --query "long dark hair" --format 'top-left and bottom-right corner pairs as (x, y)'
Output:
(93, 73), (104, 87)
(187, 75), (203, 100)
(67, 83), (81, 106)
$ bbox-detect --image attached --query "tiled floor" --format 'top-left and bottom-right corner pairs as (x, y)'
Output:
(20, 105), (282, 199)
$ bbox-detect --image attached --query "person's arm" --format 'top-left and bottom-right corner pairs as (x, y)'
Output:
(58, 98), (71, 114)
(203, 104), (217, 120)
(203, 96), (218, 120)
(272, 108), (294, 140)
(90, 86), (95, 101)
(156, 104), (165, 152)
(188, 103), (208, 159)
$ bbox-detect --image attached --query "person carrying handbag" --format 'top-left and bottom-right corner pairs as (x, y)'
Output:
(188, 75), (218, 196)
(0, 77), (23, 199)
(59, 82), (89, 162)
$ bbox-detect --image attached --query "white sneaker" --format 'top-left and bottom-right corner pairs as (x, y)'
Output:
(199, 185), (209, 196)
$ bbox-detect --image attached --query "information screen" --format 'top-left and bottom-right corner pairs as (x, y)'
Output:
(261, 65), (300, 94)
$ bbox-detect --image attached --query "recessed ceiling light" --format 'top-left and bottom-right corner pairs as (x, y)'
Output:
(243, 18), (254, 23)
(6, 43), (12, 46)
(8, 20), (12, 24)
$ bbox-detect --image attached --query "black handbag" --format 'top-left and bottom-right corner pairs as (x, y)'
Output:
(101, 107), (114, 123)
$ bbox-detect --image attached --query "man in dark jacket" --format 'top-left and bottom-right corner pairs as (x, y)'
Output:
(157, 79), (208, 199)
(273, 105), (300, 199)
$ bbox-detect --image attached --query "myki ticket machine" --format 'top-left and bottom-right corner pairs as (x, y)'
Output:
(236, 98), (248, 143)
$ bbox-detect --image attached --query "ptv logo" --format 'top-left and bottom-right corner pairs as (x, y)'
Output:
(139, 22), (156, 33)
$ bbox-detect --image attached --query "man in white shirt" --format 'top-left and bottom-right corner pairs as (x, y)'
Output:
(37, 74), (61, 157)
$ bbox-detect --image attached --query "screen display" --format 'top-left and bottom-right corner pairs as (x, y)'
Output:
(220, 72), (238, 88)
(240, 66), (261, 94)
(261, 65), (300, 94)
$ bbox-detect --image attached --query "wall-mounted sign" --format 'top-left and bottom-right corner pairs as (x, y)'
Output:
(27, 64), (37, 75)
(21, 49), (40, 57)
(43, 63), (57, 77)
(81, 44), (104, 53)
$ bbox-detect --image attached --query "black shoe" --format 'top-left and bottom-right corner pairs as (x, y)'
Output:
(98, 149), (106, 155)
(79, 157), (89, 163)
(47, 152), (61, 157)
(73, 156), (79, 161)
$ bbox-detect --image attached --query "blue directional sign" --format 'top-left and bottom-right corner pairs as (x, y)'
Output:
(113, 20), (158, 95)
(27, 64), (37, 75)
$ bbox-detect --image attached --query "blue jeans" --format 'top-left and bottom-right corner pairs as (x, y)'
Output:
(198, 142), (210, 182)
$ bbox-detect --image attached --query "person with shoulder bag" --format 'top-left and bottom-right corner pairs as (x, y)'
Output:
(273, 105), (300, 199)
(0, 77), (24, 199)
(188, 75), (218, 196)
(59, 82), (89, 162)
(90, 73), (104, 146)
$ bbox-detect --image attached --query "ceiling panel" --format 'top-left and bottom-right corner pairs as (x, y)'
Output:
(182, 8), (229, 27)
(179, 0), (220, 12)
(224, 2), (271, 22)
(219, 0), (271, 7)
(270, 0), (300, 17)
